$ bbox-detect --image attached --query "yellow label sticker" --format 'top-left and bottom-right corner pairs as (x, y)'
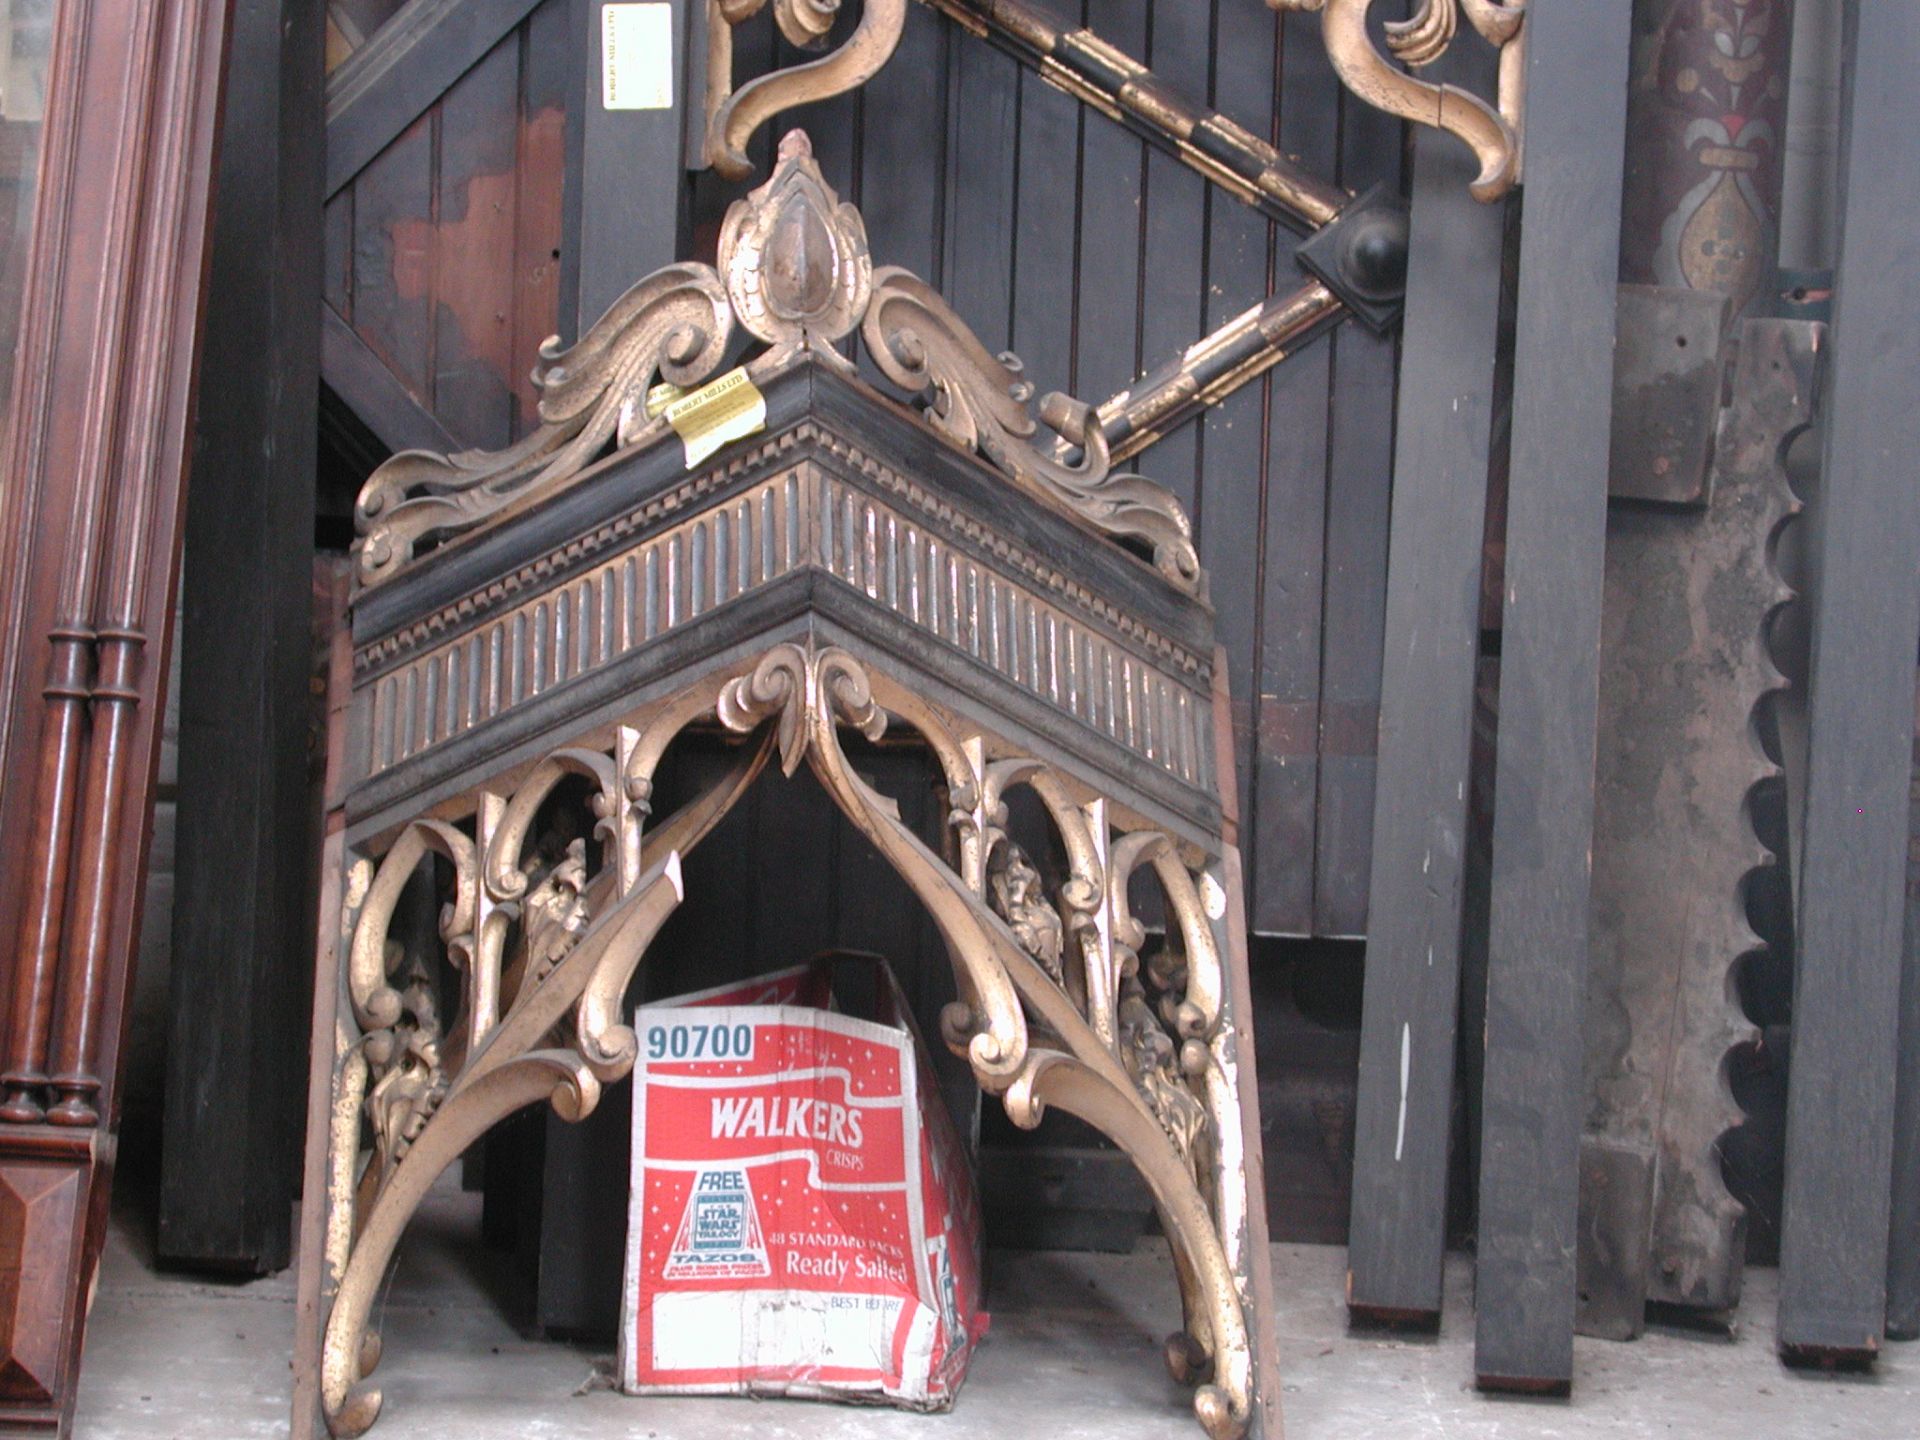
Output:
(645, 381), (683, 418)
(663, 367), (766, 468)
(602, 3), (673, 111)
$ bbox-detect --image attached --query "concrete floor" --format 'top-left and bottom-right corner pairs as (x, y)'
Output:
(76, 1182), (1915, 1440)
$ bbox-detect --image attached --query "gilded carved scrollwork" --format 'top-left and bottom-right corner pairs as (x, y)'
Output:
(352, 130), (1203, 602)
(862, 269), (1204, 595)
(354, 265), (734, 585)
(316, 640), (1254, 1439)
(1273, 0), (1527, 201)
(703, 0), (908, 180)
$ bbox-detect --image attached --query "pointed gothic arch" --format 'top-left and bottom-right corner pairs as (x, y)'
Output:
(313, 637), (1257, 1440)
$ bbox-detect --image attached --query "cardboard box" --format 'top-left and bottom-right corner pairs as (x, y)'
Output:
(620, 956), (985, 1407)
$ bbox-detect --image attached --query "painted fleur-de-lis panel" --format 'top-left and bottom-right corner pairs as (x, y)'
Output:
(1619, 0), (1794, 317)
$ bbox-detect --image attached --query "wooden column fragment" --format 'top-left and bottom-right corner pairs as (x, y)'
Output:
(1344, 40), (1504, 1325)
(0, 0), (234, 1426)
(1778, 0), (1920, 1363)
(158, 0), (324, 1273)
(1472, 0), (1631, 1393)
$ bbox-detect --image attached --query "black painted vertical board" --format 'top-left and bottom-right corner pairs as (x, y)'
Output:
(941, 37), (1019, 354)
(537, 0), (694, 1329)
(859, 4), (947, 288)
(1311, 80), (1400, 940)
(1779, 0), (1920, 1361)
(1130, 0), (1208, 517)
(1010, 59), (1078, 393)
(559, 0), (693, 340)
(1201, 0), (1280, 899)
(158, 0), (323, 1272)
(1249, 10), (1337, 936)
(1344, 40), (1504, 1323)
(852, 1), (947, 385)
(1069, 0), (1145, 409)
(1473, 0), (1631, 1391)
(1889, 680), (1920, 1341)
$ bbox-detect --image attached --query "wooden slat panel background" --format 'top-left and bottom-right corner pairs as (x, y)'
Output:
(326, 0), (567, 449)
(322, 0), (1406, 939)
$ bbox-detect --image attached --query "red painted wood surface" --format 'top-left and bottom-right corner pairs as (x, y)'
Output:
(325, 0), (567, 449)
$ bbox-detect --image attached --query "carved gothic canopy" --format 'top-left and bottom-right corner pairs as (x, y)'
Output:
(312, 124), (1270, 1440)
(352, 130), (1204, 604)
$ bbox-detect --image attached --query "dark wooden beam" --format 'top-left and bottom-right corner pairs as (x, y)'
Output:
(1891, 680), (1920, 1340)
(1779, 0), (1920, 1362)
(558, 0), (695, 339)
(325, 0), (547, 198)
(320, 302), (457, 456)
(158, 0), (326, 1273)
(1472, 0), (1631, 1392)
(1344, 39), (1505, 1326)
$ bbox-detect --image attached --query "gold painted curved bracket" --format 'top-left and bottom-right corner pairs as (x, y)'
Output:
(1273, 0), (1526, 201)
(706, 0), (907, 180)
(314, 641), (1265, 1439)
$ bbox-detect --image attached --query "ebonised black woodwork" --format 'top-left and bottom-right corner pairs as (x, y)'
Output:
(1778, 0), (1920, 1362)
(1344, 39), (1503, 1327)
(1472, 0), (1632, 1393)
(158, 0), (326, 1276)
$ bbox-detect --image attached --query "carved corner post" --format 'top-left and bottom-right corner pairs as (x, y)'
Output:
(295, 133), (1282, 1440)
(0, 0), (234, 1430)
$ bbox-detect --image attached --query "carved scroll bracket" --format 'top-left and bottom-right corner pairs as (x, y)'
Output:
(704, 0), (907, 179)
(353, 129), (1203, 601)
(1273, 0), (1527, 202)
(315, 640), (1259, 1439)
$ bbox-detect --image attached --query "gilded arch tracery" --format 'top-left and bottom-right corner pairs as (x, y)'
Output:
(316, 639), (1256, 1439)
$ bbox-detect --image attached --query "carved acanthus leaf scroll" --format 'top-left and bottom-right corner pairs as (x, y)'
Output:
(862, 267), (1203, 594)
(1273, 0), (1527, 202)
(352, 130), (1202, 600)
(355, 265), (733, 585)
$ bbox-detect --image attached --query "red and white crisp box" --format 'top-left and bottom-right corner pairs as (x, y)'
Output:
(620, 957), (986, 1407)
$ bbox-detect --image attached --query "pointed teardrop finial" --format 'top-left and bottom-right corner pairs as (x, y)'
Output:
(716, 127), (871, 359)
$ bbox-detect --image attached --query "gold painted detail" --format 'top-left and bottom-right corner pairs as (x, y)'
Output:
(315, 640), (1257, 1438)
(703, 0), (907, 180)
(350, 427), (1211, 683)
(355, 464), (1215, 795)
(1273, 0), (1527, 202)
(353, 130), (1200, 600)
